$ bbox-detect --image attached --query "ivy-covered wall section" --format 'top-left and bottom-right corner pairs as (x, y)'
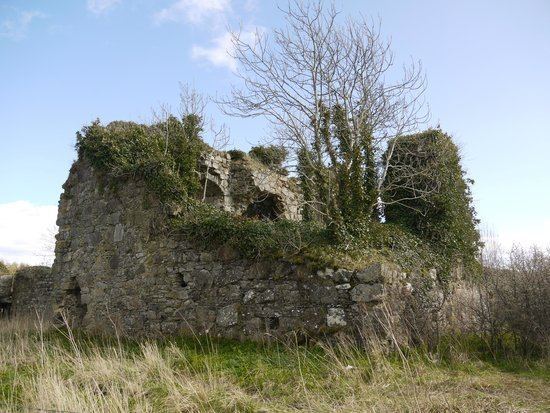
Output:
(74, 120), (480, 281)
(383, 129), (481, 277)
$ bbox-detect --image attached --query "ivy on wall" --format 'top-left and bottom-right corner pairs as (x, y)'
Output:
(76, 120), (480, 278)
(383, 129), (482, 277)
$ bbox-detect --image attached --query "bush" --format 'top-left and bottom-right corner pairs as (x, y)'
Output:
(175, 204), (330, 260)
(474, 247), (550, 355)
(76, 117), (206, 204)
(381, 246), (550, 357)
(227, 149), (246, 160)
(0, 260), (25, 275)
(249, 145), (288, 171)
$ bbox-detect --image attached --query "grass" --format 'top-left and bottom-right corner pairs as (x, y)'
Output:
(0, 317), (548, 412)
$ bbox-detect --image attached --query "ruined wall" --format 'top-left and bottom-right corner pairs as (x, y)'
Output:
(199, 151), (302, 221)
(50, 159), (409, 339)
(0, 267), (53, 319)
(12, 266), (53, 318)
(0, 275), (13, 316)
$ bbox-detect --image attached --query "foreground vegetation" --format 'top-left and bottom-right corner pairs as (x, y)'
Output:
(0, 317), (547, 413)
(3, 246), (548, 412)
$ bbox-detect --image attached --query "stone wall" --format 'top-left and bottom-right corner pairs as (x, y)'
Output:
(0, 267), (53, 319)
(0, 275), (13, 316)
(50, 158), (409, 339)
(12, 266), (53, 318)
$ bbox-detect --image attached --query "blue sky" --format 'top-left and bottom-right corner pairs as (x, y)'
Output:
(1, 0), (549, 263)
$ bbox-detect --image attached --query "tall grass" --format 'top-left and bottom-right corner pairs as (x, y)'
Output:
(0, 313), (548, 413)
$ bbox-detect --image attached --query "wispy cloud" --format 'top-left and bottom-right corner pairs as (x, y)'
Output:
(155, 1), (260, 71)
(191, 32), (236, 71)
(191, 28), (259, 71)
(87, 0), (121, 15)
(0, 10), (45, 41)
(0, 201), (57, 266)
(154, 0), (231, 25)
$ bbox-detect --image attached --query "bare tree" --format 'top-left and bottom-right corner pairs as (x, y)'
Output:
(34, 225), (58, 266)
(219, 0), (429, 229)
(177, 82), (208, 127)
(176, 83), (230, 202)
(151, 83), (209, 156)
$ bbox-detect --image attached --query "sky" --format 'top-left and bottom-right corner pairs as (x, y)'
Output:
(0, 0), (549, 264)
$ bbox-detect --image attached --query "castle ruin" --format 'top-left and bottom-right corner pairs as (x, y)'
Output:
(0, 149), (414, 340)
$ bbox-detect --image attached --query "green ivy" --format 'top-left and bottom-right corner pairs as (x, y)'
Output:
(174, 203), (330, 260)
(383, 129), (482, 279)
(76, 117), (207, 204)
(248, 145), (288, 172)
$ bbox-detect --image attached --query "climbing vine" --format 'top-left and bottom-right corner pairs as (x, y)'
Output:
(383, 129), (482, 278)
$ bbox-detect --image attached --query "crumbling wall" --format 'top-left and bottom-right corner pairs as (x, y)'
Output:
(199, 151), (302, 221)
(12, 267), (53, 318)
(50, 159), (409, 339)
(0, 267), (53, 319)
(0, 275), (13, 316)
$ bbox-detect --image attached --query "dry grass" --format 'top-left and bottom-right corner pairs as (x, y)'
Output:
(0, 316), (548, 413)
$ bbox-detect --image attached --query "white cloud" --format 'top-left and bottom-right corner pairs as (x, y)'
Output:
(191, 32), (237, 71)
(154, 0), (231, 25)
(191, 28), (260, 71)
(0, 201), (58, 266)
(87, 0), (121, 15)
(0, 10), (45, 40)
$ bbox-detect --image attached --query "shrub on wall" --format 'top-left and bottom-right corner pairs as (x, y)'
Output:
(76, 117), (207, 204)
(248, 145), (288, 170)
(227, 149), (246, 160)
(176, 203), (330, 260)
(383, 129), (481, 277)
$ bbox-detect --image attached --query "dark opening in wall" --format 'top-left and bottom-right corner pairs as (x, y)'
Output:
(267, 316), (280, 330)
(177, 273), (188, 288)
(245, 192), (284, 220)
(64, 282), (87, 326)
(0, 302), (11, 318)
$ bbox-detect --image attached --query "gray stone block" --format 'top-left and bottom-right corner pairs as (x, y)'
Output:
(327, 307), (347, 327)
(217, 304), (239, 327)
(113, 224), (124, 242)
(350, 283), (385, 303)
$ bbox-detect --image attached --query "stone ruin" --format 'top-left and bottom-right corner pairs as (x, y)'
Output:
(197, 151), (301, 220)
(0, 267), (52, 319)
(0, 149), (419, 340)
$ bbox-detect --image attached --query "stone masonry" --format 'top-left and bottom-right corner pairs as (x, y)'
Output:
(0, 267), (53, 319)
(0, 152), (418, 340)
(199, 151), (302, 221)
(42, 157), (413, 339)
